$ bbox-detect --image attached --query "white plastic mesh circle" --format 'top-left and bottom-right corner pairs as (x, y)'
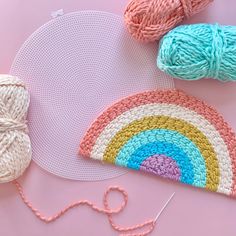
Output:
(10, 11), (175, 181)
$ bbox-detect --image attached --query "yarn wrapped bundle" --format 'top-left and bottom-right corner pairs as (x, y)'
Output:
(124, 0), (213, 42)
(0, 75), (31, 183)
(157, 24), (236, 81)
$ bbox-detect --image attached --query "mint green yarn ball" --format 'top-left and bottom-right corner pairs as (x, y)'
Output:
(157, 24), (236, 81)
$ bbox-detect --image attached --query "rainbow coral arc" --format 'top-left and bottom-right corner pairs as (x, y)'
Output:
(79, 90), (236, 197)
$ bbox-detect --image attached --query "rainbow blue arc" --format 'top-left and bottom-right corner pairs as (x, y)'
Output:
(116, 129), (206, 186)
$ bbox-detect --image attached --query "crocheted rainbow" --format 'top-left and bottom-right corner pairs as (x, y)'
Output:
(79, 90), (236, 197)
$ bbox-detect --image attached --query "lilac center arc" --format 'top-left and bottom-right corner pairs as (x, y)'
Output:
(140, 155), (181, 181)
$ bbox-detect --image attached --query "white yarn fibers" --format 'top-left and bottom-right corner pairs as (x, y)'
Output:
(0, 75), (31, 183)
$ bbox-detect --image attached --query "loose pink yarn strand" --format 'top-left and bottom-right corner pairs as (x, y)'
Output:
(13, 181), (157, 236)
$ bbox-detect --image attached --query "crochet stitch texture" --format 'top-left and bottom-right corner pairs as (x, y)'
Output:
(80, 90), (236, 197)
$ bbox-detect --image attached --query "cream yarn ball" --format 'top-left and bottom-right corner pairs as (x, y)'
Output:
(0, 74), (31, 183)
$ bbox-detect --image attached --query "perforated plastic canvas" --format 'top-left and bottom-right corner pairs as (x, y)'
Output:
(10, 11), (174, 181)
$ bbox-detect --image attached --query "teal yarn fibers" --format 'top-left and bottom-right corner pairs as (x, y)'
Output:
(157, 24), (236, 81)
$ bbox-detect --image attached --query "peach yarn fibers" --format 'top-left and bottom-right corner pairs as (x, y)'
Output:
(124, 0), (213, 42)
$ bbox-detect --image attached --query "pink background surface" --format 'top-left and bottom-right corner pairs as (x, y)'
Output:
(0, 0), (236, 236)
